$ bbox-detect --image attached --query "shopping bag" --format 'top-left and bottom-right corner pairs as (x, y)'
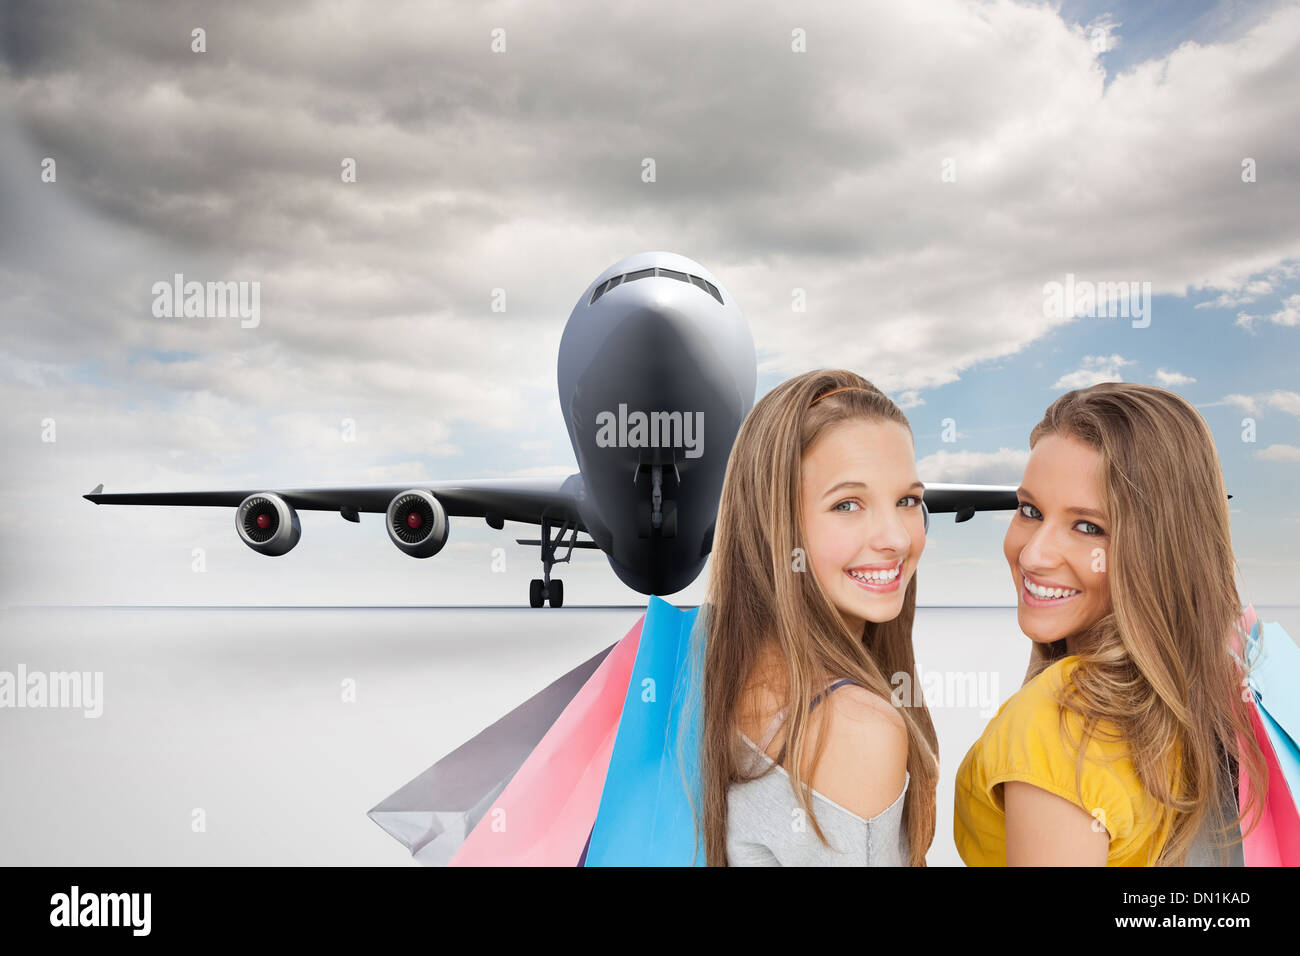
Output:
(367, 641), (614, 866)
(1234, 606), (1300, 866)
(449, 612), (644, 866)
(1239, 699), (1300, 865)
(583, 595), (706, 866)
(1246, 618), (1300, 802)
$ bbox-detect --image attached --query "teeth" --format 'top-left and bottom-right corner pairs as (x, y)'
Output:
(1023, 575), (1080, 600)
(849, 564), (900, 584)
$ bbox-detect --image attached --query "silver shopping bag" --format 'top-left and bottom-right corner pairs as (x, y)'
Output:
(367, 641), (614, 865)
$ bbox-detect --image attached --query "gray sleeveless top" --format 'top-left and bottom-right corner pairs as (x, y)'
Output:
(726, 678), (910, 866)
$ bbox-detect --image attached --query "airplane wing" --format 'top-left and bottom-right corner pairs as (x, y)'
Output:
(83, 474), (588, 529)
(82, 476), (1019, 530)
(81, 475), (1020, 607)
(85, 473), (596, 607)
(919, 483), (1020, 522)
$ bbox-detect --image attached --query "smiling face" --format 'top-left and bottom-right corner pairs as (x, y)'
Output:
(1003, 431), (1114, 649)
(799, 418), (926, 636)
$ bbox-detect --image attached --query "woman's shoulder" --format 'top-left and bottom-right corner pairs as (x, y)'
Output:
(827, 681), (909, 729)
(802, 683), (909, 820)
(965, 656), (1105, 789)
(1024, 652), (1083, 694)
(739, 676), (906, 747)
(965, 654), (1144, 841)
(736, 677), (908, 820)
(1009, 656), (1128, 748)
(990, 655), (1084, 731)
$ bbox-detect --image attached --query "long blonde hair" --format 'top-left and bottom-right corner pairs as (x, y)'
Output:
(1023, 382), (1267, 864)
(693, 369), (939, 866)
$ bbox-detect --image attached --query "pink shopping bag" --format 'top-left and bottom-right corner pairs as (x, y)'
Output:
(1239, 699), (1300, 865)
(449, 612), (644, 866)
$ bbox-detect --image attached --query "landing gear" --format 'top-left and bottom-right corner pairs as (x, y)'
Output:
(528, 578), (564, 608)
(529, 517), (575, 608)
(634, 463), (679, 539)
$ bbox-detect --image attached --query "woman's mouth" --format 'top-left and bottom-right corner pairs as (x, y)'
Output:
(1021, 573), (1081, 608)
(846, 560), (903, 593)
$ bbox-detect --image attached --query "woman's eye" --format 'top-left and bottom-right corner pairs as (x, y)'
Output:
(1075, 520), (1105, 536)
(833, 500), (861, 513)
(1017, 502), (1041, 520)
(898, 495), (922, 507)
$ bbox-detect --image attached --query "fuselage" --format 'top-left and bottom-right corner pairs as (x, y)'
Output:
(557, 251), (757, 594)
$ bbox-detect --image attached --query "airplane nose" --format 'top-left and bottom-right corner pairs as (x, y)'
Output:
(560, 258), (755, 426)
(595, 306), (705, 380)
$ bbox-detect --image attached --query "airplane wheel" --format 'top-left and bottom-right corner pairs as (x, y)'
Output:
(529, 579), (545, 608)
(549, 579), (564, 608)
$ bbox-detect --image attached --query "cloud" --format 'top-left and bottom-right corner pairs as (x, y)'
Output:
(916, 447), (1029, 484)
(1223, 393), (1259, 414)
(1256, 444), (1300, 462)
(1222, 390), (1300, 418)
(1194, 261), (1300, 308)
(4, 0), (1300, 397)
(1051, 354), (1134, 389)
(1154, 368), (1197, 386)
(3, 0), (1299, 604)
(1236, 293), (1300, 329)
(1083, 14), (1123, 55)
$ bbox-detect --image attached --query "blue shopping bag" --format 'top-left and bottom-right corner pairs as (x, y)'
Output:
(1246, 619), (1300, 804)
(583, 595), (707, 866)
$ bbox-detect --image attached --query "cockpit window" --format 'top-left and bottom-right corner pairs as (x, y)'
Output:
(689, 274), (723, 304)
(589, 267), (723, 306)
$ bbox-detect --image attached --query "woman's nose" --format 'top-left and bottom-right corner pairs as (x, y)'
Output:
(869, 508), (912, 554)
(1017, 523), (1062, 572)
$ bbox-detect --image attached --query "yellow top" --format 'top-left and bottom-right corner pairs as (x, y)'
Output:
(954, 655), (1179, 866)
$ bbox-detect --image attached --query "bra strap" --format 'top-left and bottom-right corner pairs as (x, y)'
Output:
(757, 677), (862, 756)
(757, 708), (789, 754)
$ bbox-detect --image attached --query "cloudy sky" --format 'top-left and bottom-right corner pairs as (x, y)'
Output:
(1, 0), (1297, 606)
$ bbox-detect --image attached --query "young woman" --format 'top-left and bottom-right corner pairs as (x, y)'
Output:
(690, 370), (940, 866)
(953, 382), (1267, 866)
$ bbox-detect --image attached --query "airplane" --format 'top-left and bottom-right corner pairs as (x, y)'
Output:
(83, 250), (1019, 607)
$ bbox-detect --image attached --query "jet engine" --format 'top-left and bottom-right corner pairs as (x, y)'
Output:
(235, 493), (302, 556)
(386, 489), (449, 558)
